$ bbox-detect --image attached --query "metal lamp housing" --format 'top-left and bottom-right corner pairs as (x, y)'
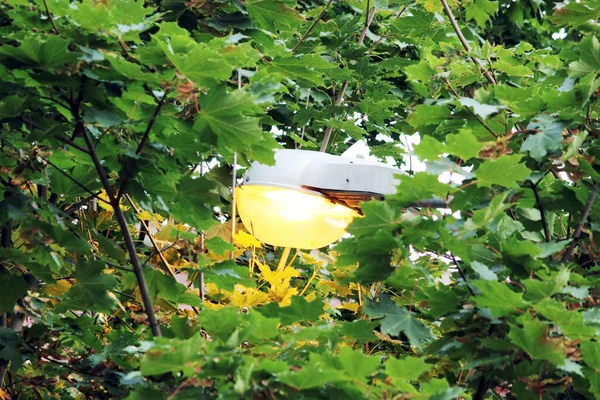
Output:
(235, 149), (400, 249)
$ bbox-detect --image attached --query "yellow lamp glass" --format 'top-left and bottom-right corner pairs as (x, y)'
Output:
(235, 185), (359, 249)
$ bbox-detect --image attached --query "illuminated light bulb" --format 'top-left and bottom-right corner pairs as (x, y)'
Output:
(235, 185), (359, 249)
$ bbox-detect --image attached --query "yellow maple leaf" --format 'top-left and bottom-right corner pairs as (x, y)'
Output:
(233, 231), (262, 249)
(337, 301), (359, 313)
(203, 302), (226, 310)
(257, 261), (300, 286)
(45, 279), (72, 296)
(97, 190), (129, 211)
(268, 285), (298, 306)
(136, 210), (164, 222)
(305, 292), (317, 302)
(230, 285), (269, 308)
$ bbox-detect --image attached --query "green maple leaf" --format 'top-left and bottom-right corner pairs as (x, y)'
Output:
(472, 280), (528, 317)
(508, 313), (566, 366)
(465, 0), (498, 27)
(347, 200), (402, 236)
(445, 130), (483, 161)
(266, 54), (336, 87)
(258, 296), (325, 325)
(0, 272), (29, 313)
(141, 333), (206, 376)
(169, 176), (217, 231)
(59, 260), (118, 313)
(414, 136), (444, 160)
(0, 36), (77, 69)
(385, 356), (432, 391)
(336, 347), (380, 381)
(365, 294), (434, 348)
(245, 0), (304, 32)
(194, 85), (278, 164)
(569, 36), (600, 77)
(475, 154), (531, 188)
(407, 104), (451, 128)
(581, 340), (600, 370)
(520, 115), (565, 161)
(277, 363), (344, 389)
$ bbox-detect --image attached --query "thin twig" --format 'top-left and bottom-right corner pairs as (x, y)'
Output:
(451, 253), (475, 296)
(43, 159), (111, 206)
(124, 195), (176, 279)
(63, 191), (103, 214)
(41, 357), (103, 377)
(116, 89), (170, 201)
(562, 183), (599, 263)
(530, 182), (550, 243)
(443, 77), (498, 138)
(39, 96), (68, 109)
(292, 0), (333, 52)
(54, 136), (91, 154)
(124, 195), (200, 315)
(320, 81), (349, 152)
(42, 0), (60, 34)
(367, 5), (408, 56)
(439, 0), (496, 85)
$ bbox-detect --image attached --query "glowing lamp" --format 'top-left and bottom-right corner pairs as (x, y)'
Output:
(235, 150), (400, 249)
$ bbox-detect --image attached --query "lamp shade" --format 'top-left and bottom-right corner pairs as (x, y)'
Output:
(236, 150), (400, 249)
(235, 185), (358, 249)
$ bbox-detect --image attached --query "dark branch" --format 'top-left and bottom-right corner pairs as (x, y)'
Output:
(54, 136), (91, 155)
(292, 0), (333, 53)
(530, 182), (550, 243)
(78, 120), (162, 337)
(115, 89), (170, 201)
(562, 183), (599, 263)
(439, 0), (497, 85)
(42, 0), (60, 34)
(451, 253), (476, 297)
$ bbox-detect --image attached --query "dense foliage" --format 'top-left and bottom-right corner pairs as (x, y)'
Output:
(1, 0), (600, 398)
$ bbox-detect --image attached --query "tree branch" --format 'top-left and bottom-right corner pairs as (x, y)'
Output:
(116, 89), (170, 201)
(562, 183), (599, 263)
(357, 6), (376, 47)
(54, 136), (91, 155)
(42, 0), (60, 35)
(530, 182), (550, 243)
(451, 253), (476, 297)
(63, 191), (103, 214)
(439, 0), (497, 85)
(320, 81), (349, 152)
(77, 119), (162, 337)
(292, 0), (333, 52)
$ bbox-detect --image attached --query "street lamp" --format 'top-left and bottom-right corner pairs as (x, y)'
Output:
(235, 149), (400, 249)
